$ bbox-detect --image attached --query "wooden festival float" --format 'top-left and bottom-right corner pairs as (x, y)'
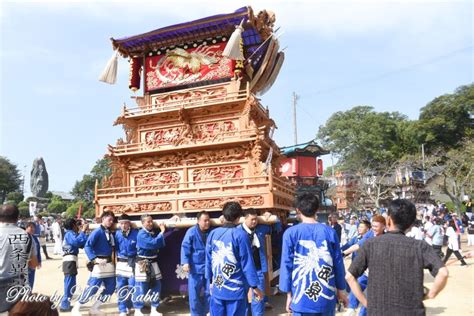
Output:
(94, 6), (292, 295)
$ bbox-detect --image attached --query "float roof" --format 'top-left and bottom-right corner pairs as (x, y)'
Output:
(111, 7), (274, 57)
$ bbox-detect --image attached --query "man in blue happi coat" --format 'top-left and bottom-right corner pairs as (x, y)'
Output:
(279, 193), (347, 316)
(181, 211), (212, 316)
(238, 208), (272, 316)
(341, 220), (372, 261)
(59, 218), (88, 312)
(114, 214), (138, 316)
(134, 214), (166, 316)
(205, 202), (264, 316)
(72, 211), (116, 316)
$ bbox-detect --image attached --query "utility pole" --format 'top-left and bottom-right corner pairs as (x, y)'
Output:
(22, 164), (27, 195)
(292, 92), (299, 145)
(331, 153), (335, 177)
(421, 143), (425, 171)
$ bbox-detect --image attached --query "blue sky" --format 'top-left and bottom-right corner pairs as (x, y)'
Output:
(1, 0), (472, 196)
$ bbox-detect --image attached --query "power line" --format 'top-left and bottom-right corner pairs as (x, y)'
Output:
(310, 45), (473, 96)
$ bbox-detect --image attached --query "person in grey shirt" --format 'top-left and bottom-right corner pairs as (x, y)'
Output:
(426, 218), (445, 259)
(346, 216), (358, 241)
(0, 204), (37, 313)
(346, 199), (449, 316)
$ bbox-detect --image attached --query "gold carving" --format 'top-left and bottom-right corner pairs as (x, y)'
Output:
(151, 86), (227, 108)
(102, 158), (125, 189)
(192, 120), (236, 142)
(147, 44), (231, 87)
(274, 195), (293, 208)
(134, 172), (180, 190)
(104, 202), (172, 214)
(183, 195), (264, 210)
(127, 145), (251, 171)
(144, 127), (181, 148)
(192, 165), (244, 185)
(254, 10), (276, 40)
(127, 153), (182, 170)
(143, 120), (237, 148)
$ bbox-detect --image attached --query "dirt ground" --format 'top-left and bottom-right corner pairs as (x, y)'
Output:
(32, 236), (473, 315)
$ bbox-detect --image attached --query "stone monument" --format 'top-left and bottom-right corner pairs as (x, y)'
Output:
(30, 157), (49, 197)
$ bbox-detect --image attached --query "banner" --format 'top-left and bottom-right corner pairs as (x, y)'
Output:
(145, 42), (234, 92)
(29, 201), (37, 217)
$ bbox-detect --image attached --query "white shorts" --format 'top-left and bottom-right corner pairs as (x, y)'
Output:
(91, 262), (115, 278)
(116, 261), (134, 278)
(135, 261), (162, 282)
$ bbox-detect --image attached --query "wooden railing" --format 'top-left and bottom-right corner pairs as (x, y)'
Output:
(271, 175), (295, 197)
(97, 175), (272, 198)
(110, 128), (258, 155)
(124, 88), (249, 118)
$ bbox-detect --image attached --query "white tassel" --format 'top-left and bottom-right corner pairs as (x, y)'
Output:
(223, 20), (245, 60)
(98, 50), (119, 84)
(264, 147), (274, 174)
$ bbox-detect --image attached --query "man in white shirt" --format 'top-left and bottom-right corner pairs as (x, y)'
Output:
(423, 216), (434, 245)
(51, 217), (63, 255)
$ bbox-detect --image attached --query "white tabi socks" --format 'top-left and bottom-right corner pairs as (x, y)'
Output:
(90, 300), (104, 315)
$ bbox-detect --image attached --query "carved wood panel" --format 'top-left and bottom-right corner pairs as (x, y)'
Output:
(140, 119), (238, 148)
(133, 171), (181, 190)
(126, 145), (251, 171)
(150, 86), (228, 108)
(182, 195), (265, 210)
(190, 165), (244, 186)
(103, 202), (172, 214)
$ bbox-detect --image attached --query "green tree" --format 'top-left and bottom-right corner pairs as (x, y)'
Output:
(426, 138), (474, 213)
(71, 174), (96, 202)
(47, 195), (68, 214)
(6, 191), (24, 205)
(71, 158), (111, 202)
(82, 207), (96, 219)
(317, 106), (414, 170)
(66, 200), (83, 218)
(17, 201), (30, 218)
(418, 84), (474, 153)
(91, 158), (112, 180)
(66, 200), (95, 219)
(0, 156), (22, 203)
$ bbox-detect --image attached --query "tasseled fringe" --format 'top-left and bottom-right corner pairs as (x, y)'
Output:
(245, 59), (254, 78)
(99, 50), (119, 84)
(223, 19), (245, 60)
(264, 147), (274, 174)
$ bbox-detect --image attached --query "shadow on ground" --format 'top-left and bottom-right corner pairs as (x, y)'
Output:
(426, 306), (447, 315)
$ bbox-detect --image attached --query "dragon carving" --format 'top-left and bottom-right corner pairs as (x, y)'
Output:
(149, 44), (220, 84)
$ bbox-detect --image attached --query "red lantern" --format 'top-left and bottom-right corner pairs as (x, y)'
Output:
(317, 159), (323, 176)
(129, 57), (142, 92)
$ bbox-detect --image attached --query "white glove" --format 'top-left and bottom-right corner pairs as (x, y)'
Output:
(95, 258), (108, 267)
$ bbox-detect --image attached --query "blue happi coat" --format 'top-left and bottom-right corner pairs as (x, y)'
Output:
(237, 224), (271, 273)
(205, 225), (259, 301)
(279, 223), (346, 313)
(84, 226), (114, 260)
(181, 225), (210, 274)
(137, 228), (165, 256)
(63, 230), (87, 255)
(115, 228), (138, 259)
